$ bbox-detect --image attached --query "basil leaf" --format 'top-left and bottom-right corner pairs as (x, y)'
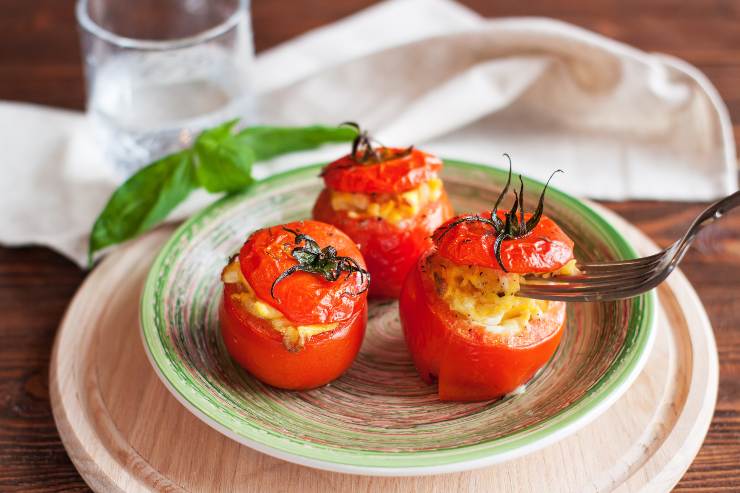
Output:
(88, 150), (196, 264)
(194, 120), (255, 193)
(88, 121), (359, 265)
(236, 125), (358, 161)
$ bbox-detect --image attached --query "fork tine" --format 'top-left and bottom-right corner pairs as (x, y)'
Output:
(524, 271), (657, 292)
(521, 283), (646, 297)
(517, 284), (650, 302)
(578, 250), (667, 272)
(525, 266), (658, 285)
(520, 270), (657, 294)
(518, 250), (666, 300)
(519, 282), (652, 299)
(525, 253), (665, 285)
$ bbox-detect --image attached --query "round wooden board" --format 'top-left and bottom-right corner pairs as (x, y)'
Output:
(50, 206), (718, 493)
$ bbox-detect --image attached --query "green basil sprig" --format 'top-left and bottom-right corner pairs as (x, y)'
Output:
(88, 120), (357, 265)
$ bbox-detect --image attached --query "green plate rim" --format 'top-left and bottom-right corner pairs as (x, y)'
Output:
(140, 159), (656, 471)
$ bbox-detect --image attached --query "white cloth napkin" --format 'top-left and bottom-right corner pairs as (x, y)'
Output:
(1, 0), (737, 267)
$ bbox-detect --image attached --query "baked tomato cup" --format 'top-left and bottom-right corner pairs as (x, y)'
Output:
(220, 220), (370, 390)
(313, 124), (454, 299)
(399, 164), (577, 401)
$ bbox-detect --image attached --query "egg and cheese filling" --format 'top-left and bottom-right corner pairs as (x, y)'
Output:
(330, 176), (443, 225)
(221, 259), (337, 352)
(544, 259), (580, 277)
(429, 257), (578, 335)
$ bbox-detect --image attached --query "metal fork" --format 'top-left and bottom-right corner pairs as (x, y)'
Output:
(518, 190), (740, 302)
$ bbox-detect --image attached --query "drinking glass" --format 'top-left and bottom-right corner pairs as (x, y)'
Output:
(77, 0), (256, 176)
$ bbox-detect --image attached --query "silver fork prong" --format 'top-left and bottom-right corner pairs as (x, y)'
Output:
(520, 275), (654, 295)
(524, 266), (659, 286)
(576, 258), (664, 276)
(517, 285), (650, 302)
(577, 249), (670, 273)
(522, 271), (656, 293)
(577, 250), (666, 270)
(519, 270), (661, 297)
(524, 252), (668, 285)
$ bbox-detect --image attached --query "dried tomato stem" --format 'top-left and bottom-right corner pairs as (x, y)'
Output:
(433, 155), (561, 272)
(270, 227), (370, 299)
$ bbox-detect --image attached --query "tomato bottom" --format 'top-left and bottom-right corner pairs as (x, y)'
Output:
(399, 253), (566, 401)
(220, 286), (367, 390)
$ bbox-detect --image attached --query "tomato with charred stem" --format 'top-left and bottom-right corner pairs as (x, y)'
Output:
(400, 162), (575, 401)
(220, 220), (369, 390)
(313, 123), (454, 298)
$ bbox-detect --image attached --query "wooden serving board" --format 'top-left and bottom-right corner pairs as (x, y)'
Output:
(49, 207), (718, 493)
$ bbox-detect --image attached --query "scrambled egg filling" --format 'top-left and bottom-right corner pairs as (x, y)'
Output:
(330, 176), (443, 225)
(221, 259), (337, 352)
(542, 258), (580, 277)
(429, 256), (576, 335)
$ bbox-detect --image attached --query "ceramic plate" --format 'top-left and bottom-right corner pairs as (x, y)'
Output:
(140, 160), (656, 476)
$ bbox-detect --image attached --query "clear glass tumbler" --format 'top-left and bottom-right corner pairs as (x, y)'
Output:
(77, 0), (256, 176)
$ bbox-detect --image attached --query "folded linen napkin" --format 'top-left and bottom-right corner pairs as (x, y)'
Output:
(1, 0), (736, 267)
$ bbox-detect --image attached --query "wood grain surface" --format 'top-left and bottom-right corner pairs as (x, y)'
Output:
(0, 1), (738, 491)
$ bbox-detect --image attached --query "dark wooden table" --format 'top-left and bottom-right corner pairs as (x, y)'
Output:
(1, 1), (738, 491)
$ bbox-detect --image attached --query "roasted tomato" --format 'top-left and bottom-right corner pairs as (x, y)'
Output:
(220, 220), (369, 390)
(400, 252), (567, 401)
(313, 126), (454, 298)
(400, 167), (575, 401)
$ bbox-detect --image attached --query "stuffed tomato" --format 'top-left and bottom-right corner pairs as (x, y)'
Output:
(220, 220), (369, 390)
(313, 124), (454, 298)
(399, 165), (577, 401)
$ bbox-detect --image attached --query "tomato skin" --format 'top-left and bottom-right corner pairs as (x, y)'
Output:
(433, 210), (574, 273)
(313, 188), (454, 298)
(239, 220), (367, 325)
(399, 252), (566, 401)
(220, 282), (367, 390)
(321, 148), (442, 194)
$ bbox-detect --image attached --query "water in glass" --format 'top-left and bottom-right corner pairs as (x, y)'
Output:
(89, 45), (254, 175)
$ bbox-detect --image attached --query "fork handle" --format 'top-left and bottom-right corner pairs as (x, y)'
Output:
(667, 190), (740, 272)
(685, 190), (740, 243)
